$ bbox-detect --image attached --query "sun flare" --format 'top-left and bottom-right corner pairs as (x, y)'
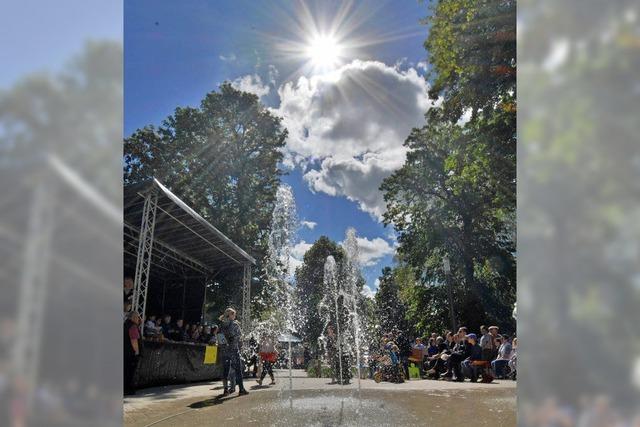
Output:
(305, 35), (343, 70)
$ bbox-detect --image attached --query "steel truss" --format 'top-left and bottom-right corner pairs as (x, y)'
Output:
(13, 181), (55, 408)
(132, 189), (158, 334)
(123, 222), (211, 276)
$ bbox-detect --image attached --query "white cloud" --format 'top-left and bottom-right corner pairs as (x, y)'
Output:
(394, 57), (409, 70)
(268, 64), (279, 87)
(457, 108), (472, 126)
(219, 53), (237, 62)
(351, 236), (394, 267)
(289, 235), (392, 274)
(274, 60), (432, 220)
(304, 151), (405, 219)
(231, 74), (270, 98)
(416, 61), (428, 71)
(288, 255), (303, 273)
(362, 285), (376, 299)
(300, 220), (317, 230)
(291, 241), (313, 260)
(361, 278), (380, 299)
(288, 240), (313, 276)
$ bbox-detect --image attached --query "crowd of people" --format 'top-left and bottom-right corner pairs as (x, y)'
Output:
(368, 325), (517, 384)
(124, 277), (218, 345)
(125, 278), (517, 397)
(141, 314), (220, 345)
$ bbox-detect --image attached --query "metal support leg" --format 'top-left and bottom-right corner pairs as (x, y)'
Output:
(181, 278), (187, 320)
(13, 180), (55, 409)
(132, 189), (158, 335)
(242, 263), (251, 331)
(201, 279), (208, 324)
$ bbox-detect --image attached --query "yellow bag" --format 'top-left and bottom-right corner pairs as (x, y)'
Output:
(204, 345), (218, 364)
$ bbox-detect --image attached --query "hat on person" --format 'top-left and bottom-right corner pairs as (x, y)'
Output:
(488, 326), (499, 331)
(465, 333), (478, 341)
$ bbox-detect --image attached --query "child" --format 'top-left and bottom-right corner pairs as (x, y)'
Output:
(389, 344), (404, 383)
(257, 334), (278, 386)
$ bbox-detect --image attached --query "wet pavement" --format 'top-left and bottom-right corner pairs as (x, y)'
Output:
(124, 370), (516, 426)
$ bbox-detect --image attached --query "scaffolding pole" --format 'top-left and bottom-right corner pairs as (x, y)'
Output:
(12, 180), (55, 409)
(242, 262), (251, 331)
(132, 188), (158, 335)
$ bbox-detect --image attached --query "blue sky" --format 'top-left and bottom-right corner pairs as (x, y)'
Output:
(0, 0), (122, 88)
(125, 0), (432, 294)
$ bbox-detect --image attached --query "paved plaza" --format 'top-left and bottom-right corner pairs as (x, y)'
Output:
(124, 370), (516, 427)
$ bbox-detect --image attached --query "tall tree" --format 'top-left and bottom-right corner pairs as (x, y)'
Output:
(294, 236), (345, 351)
(124, 83), (288, 307)
(381, 0), (516, 332)
(374, 267), (410, 334)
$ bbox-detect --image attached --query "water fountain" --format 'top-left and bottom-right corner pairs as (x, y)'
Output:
(255, 190), (377, 423)
(342, 228), (363, 401)
(319, 255), (344, 384)
(255, 184), (299, 407)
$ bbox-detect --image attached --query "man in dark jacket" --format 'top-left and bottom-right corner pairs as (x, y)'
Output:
(461, 333), (483, 382)
(219, 308), (248, 396)
(442, 327), (468, 381)
(395, 330), (413, 380)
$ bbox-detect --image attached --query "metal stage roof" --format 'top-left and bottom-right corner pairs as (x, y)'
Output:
(124, 178), (255, 277)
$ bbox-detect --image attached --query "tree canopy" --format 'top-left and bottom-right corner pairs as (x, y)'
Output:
(124, 83), (288, 308)
(294, 236), (346, 351)
(380, 0), (516, 333)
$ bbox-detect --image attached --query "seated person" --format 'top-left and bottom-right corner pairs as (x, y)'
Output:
(461, 333), (483, 382)
(442, 327), (468, 381)
(387, 344), (404, 383)
(426, 338), (439, 357)
(161, 315), (173, 338)
(508, 338), (517, 378)
(199, 326), (215, 344)
(423, 336), (448, 377)
(189, 324), (201, 342)
(171, 319), (187, 342)
(144, 315), (161, 337)
(491, 335), (512, 378)
(410, 338), (426, 367)
(413, 337), (426, 352)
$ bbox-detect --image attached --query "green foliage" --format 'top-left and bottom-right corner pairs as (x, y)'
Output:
(380, 0), (516, 334)
(0, 41), (123, 200)
(424, 0), (516, 122)
(294, 236), (345, 351)
(374, 267), (410, 334)
(517, 0), (640, 402)
(124, 83), (288, 311)
(305, 360), (334, 378)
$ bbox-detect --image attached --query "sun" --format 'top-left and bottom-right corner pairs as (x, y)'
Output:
(305, 35), (343, 70)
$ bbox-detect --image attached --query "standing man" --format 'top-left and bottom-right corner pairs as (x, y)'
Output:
(124, 312), (141, 395)
(479, 325), (494, 361)
(219, 308), (248, 396)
